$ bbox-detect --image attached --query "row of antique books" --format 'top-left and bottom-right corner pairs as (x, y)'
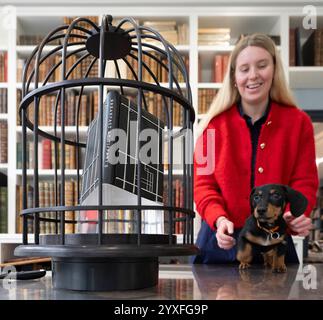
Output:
(18, 18), (189, 46)
(0, 121), (7, 164)
(104, 53), (190, 84)
(15, 20), (284, 49)
(198, 53), (230, 83)
(15, 177), (186, 235)
(16, 146), (187, 183)
(18, 138), (189, 174)
(17, 55), (98, 83)
(0, 89), (7, 113)
(17, 136), (190, 173)
(198, 28), (231, 46)
(17, 52), (189, 84)
(18, 35), (61, 46)
(0, 185), (7, 233)
(143, 91), (185, 127)
(198, 89), (218, 115)
(16, 180), (77, 234)
(16, 25), (283, 49)
(0, 52), (8, 83)
(17, 16), (100, 45)
(16, 89), (98, 127)
(17, 88), (186, 128)
(163, 178), (186, 235)
(142, 20), (189, 45)
(16, 139), (83, 170)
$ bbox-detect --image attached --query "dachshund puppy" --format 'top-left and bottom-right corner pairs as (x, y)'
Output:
(237, 184), (308, 272)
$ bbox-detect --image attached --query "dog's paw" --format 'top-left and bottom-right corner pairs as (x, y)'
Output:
(272, 264), (287, 273)
(264, 261), (273, 268)
(239, 262), (251, 270)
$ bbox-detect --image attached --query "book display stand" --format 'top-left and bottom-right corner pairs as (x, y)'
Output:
(14, 14), (198, 291)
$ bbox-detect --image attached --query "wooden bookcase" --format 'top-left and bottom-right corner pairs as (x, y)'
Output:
(0, 3), (323, 262)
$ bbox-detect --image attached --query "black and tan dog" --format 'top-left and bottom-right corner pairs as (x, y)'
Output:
(237, 184), (308, 273)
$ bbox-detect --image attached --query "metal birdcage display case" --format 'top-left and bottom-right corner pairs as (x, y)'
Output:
(15, 15), (198, 291)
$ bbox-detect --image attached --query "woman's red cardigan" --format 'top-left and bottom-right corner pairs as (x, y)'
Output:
(194, 101), (319, 230)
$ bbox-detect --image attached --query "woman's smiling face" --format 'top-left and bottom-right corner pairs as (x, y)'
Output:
(234, 46), (274, 107)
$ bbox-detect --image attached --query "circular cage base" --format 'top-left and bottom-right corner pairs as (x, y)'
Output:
(52, 257), (158, 291)
(14, 234), (199, 291)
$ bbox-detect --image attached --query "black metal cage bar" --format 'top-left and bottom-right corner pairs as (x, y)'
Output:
(16, 14), (198, 291)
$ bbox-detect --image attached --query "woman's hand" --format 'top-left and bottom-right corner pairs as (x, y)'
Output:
(283, 211), (313, 237)
(215, 217), (236, 250)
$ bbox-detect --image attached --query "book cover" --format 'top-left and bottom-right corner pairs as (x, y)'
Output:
(78, 90), (165, 233)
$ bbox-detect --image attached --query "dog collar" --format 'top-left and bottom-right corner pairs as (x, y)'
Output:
(256, 220), (280, 239)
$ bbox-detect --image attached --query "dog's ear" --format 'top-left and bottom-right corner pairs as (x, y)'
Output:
(249, 187), (257, 211)
(283, 186), (308, 217)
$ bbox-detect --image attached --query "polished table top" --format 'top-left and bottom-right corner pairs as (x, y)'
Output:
(0, 263), (322, 300)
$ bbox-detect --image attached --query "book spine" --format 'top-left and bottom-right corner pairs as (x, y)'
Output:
(0, 186), (8, 233)
(102, 91), (119, 183)
(80, 116), (97, 202)
(314, 30), (321, 66)
(0, 121), (8, 163)
(214, 55), (223, 83)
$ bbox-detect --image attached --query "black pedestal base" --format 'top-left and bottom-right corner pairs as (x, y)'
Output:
(52, 257), (158, 291)
(15, 234), (199, 291)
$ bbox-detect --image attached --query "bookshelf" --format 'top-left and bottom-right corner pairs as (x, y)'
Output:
(0, 4), (322, 259)
(0, 7), (9, 237)
(289, 15), (323, 90)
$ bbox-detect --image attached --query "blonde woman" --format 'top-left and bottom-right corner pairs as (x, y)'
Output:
(193, 33), (318, 264)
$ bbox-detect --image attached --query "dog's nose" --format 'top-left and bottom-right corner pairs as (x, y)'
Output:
(257, 208), (267, 215)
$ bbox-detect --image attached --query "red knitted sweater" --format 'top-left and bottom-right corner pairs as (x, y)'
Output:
(194, 101), (318, 230)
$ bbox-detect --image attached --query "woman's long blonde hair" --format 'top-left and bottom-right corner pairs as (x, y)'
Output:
(197, 33), (297, 134)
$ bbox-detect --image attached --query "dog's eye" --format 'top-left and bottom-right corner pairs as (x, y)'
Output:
(253, 195), (261, 202)
(270, 193), (281, 200)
